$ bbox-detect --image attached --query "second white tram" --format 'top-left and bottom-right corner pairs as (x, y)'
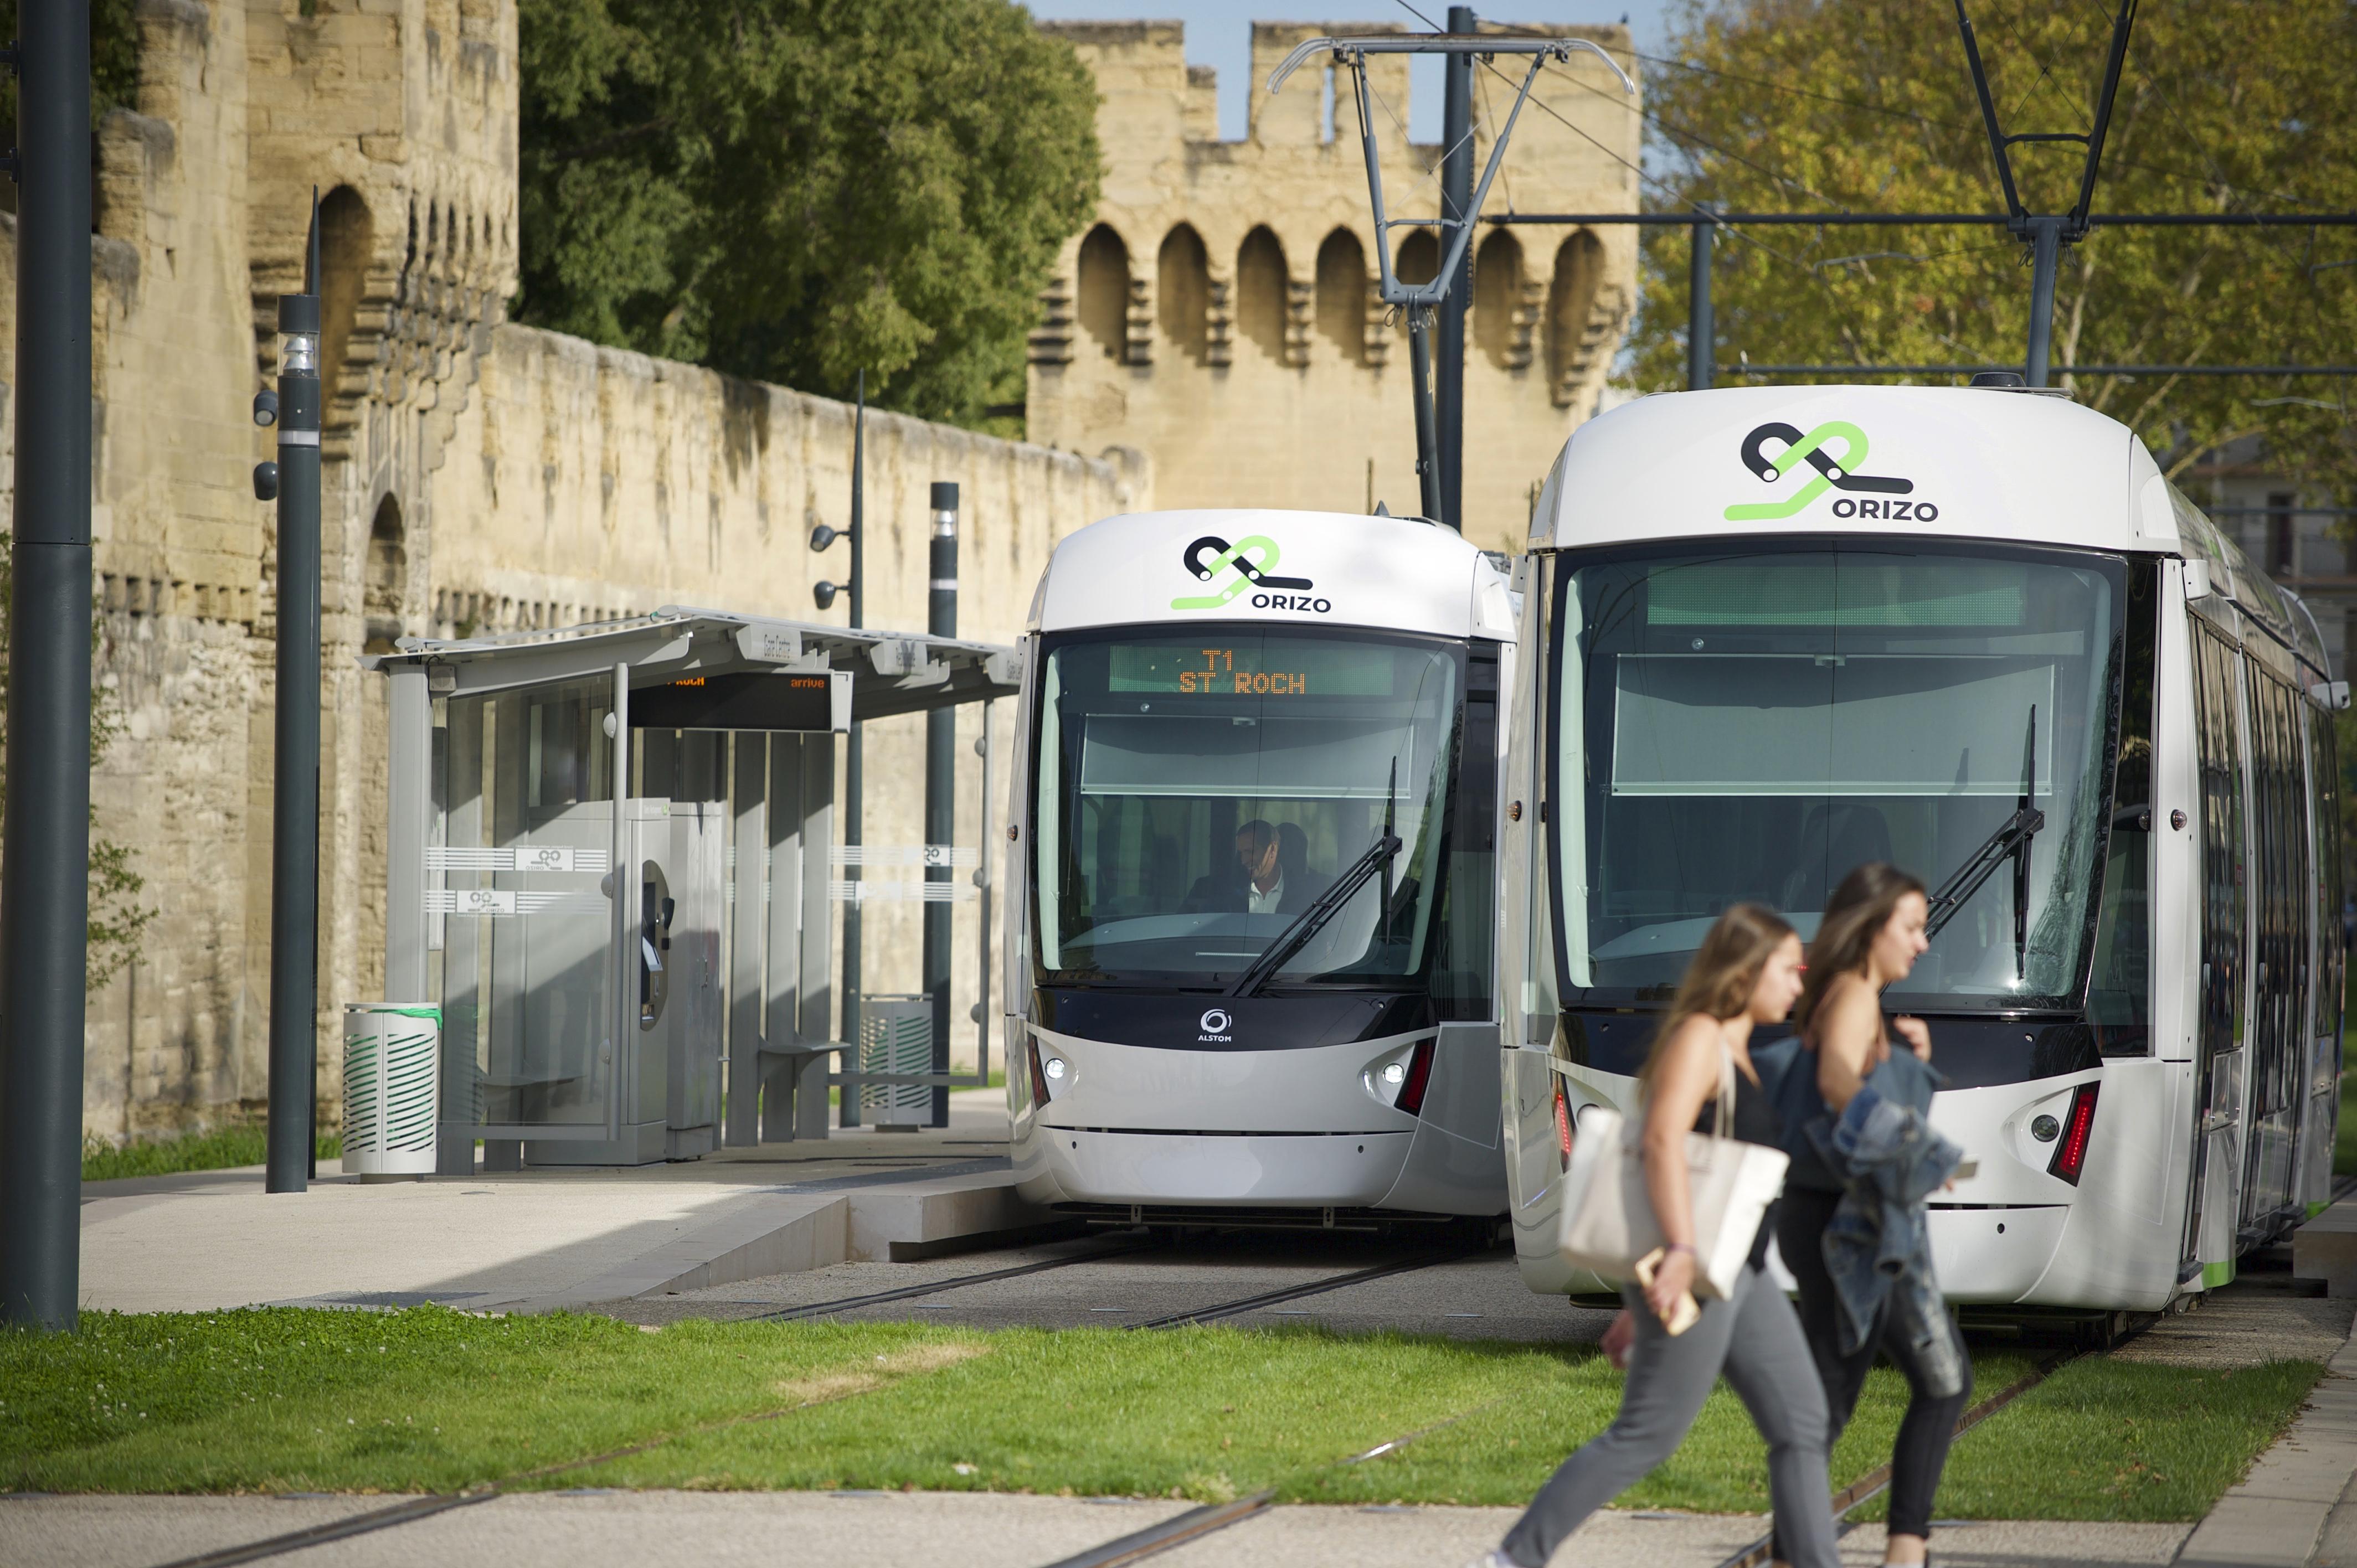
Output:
(1005, 509), (1515, 1223)
(1501, 383), (2346, 1310)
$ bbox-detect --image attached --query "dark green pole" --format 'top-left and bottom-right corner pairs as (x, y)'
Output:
(1688, 215), (1715, 390)
(924, 482), (957, 1127)
(1434, 4), (1475, 534)
(0, 0), (95, 1332)
(267, 201), (322, 1194)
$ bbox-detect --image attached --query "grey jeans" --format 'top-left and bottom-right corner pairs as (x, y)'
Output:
(1500, 1263), (1840, 1568)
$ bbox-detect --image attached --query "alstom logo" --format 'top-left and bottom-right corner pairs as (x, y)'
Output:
(1171, 534), (1331, 615)
(1725, 420), (1939, 524)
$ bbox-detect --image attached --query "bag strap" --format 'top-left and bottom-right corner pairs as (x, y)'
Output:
(1715, 1034), (1736, 1138)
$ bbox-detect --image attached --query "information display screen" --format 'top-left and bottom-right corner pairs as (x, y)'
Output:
(630, 671), (838, 731)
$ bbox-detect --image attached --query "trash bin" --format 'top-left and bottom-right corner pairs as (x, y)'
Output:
(857, 994), (933, 1127)
(343, 1003), (442, 1178)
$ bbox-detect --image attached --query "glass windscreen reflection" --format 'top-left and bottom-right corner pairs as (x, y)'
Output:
(1552, 545), (2123, 1007)
(1034, 630), (1463, 989)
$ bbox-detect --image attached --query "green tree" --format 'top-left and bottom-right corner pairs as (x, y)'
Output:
(1623, 1), (2357, 497)
(0, 534), (156, 993)
(516, 0), (1102, 430)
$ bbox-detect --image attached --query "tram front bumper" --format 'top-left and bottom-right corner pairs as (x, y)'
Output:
(1016, 1127), (1416, 1209)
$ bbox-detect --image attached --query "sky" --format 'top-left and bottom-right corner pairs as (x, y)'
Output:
(1021, 1), (1679, 145)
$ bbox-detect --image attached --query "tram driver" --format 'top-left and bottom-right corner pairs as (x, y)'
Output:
(1182, 818), (1332, 916)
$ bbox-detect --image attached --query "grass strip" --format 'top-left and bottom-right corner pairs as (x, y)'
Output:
(0, 1307), (2319, 1523)
(82, 1125), (340, 1184)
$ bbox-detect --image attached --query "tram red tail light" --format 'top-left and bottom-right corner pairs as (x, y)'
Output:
(1027, 1036), (1052, 1113)
(2048, 1081), (2099, 1185)
(1553, 1084), (1574, 1171)
(1395, 1039), (1436, 1117)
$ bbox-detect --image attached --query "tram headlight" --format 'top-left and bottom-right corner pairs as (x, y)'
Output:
(1381, 1062), (1407, 1087)
(1043, 1055), (1068, 1083)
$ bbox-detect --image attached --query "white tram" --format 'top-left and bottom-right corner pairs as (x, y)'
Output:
(1501, 384), (2346, 1309)
(1005, 509), (1515, 1222)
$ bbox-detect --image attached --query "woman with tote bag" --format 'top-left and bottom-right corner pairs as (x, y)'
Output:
(1464, 904), (1841, 1568)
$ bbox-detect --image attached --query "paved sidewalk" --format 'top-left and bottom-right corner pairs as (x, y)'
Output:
(0, 1492), (2192, 1568)
(77, 1091), (1033, 1317)
(2178, 1203), (2357, 1567)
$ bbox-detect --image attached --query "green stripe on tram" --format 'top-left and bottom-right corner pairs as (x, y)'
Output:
(2202, 1259), (2236, 1289)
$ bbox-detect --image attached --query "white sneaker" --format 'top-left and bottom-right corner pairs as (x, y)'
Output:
(1459, 1553), (1517, 1568)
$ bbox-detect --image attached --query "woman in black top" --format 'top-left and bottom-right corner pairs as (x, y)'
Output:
(1467, 904), (1840, 1568)
(1778, 863), (1969, 1568)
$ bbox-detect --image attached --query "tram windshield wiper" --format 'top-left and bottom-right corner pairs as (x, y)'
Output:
(1924, 706), (2044, 979)
(1226, 829), (1404, 999)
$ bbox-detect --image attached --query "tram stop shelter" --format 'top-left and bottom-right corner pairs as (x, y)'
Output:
(367, 608), (1018, 1173)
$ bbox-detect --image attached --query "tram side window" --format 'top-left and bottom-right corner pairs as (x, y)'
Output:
(2190, 625), (2246, 1061)
(2088, 563), (2156, 1045)
(2313, 703), (2348, 1047)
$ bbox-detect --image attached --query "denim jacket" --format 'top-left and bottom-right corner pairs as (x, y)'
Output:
(1800, 1048), (1967, 1397)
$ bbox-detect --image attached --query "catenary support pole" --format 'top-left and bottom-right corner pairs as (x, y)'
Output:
(2024, 215), (2062, 387)
(1407, 309), (1443, 523)
(839, 373), (864, 1124)
(1688, 215), (1715, 391)
(924, 483), (958, 1128)
(267, 201), (323, 1194)
(1, 0), (95, 1332)
(1434, 5), (1475, 534)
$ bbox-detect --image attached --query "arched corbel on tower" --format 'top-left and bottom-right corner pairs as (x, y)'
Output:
(1315, 228), (1369, 366)
(1236, 226), (1291, 367)
(362, 492), (408, 654)
(1546, 228), (1621, 409)
(1157, 224), (1212, 367)
(1077, 224), (1131, 364)
(1474, 229), (1536, 372)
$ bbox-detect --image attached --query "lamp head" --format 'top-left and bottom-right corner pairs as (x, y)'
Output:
(810, 523), (842, 552)
(812, 581), (840, 612)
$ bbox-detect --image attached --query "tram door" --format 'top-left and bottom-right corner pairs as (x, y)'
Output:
(2300, 704), (2347, 1211)
(2183, 623), (2248, 1281)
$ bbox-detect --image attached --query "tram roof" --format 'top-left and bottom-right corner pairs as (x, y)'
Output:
(1535, 384), (2331, 680)
(1033, 508), (1516, 642)
(364, 607), (1018, 721)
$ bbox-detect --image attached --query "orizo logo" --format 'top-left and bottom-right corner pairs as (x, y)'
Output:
(1724, 420), (1939, 524)
(1171, 534), (1331, 615)
(1198, 1008), (1233, 1041)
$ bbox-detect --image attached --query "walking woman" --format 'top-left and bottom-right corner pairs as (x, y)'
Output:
(1466, 905), (1840, 1568)
(1776, 863), (1969, 1568)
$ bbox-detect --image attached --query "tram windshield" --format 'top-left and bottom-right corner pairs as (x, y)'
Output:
(1033, 628), (1462, 991)
(1550, 543), (2124, 1010)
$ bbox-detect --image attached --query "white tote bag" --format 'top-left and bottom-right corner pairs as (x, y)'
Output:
(1555, 1045), (1790, 1301)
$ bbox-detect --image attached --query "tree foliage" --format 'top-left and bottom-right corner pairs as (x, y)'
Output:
(1624, 1), (2357, 496)
(516, 0), (1103, 429)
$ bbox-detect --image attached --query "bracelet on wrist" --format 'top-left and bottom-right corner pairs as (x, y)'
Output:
(1664, 1242), (1696, 1258)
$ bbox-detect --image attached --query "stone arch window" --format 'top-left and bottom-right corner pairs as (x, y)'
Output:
(1315, 229), (1368, 364)
(1077, 224), (1130, 362)
(1547, 229), (1607, 403)
(1237, 226), (1289, 364)
(318, 185), (373, 408)
(1394, 228), (1440, 288)
(1473, 229), (1526, 369)
(363, 493), (406, 655)
(1157, 224), (1211, 365)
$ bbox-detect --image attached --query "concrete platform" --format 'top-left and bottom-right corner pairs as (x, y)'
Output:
(77, 1090), (1041, 1317)
(0, 1492), (2193, 1568)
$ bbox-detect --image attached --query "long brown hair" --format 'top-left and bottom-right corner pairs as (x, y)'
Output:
(1794, 862), (1928, 1038)
(1638, 903), (1795, 1091)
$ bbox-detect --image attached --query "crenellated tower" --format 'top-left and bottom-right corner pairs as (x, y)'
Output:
(1028, 20), (1641, 553)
